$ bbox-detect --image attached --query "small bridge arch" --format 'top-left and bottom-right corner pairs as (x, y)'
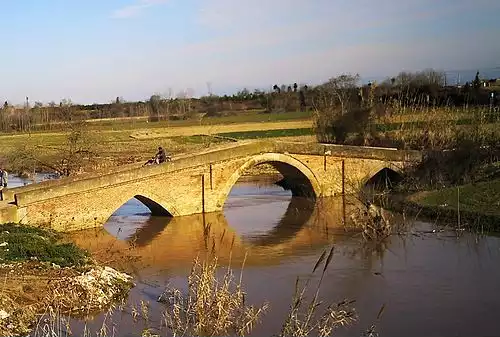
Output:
(361, 165), (404, 190)
(100, 191), (179, 225)
(215, 153), (322, 209)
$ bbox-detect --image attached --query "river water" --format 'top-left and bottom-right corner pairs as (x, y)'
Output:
(12, 174), (500, 336)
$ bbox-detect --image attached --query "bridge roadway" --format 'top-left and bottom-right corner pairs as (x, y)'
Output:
(0, 140), (421, 231)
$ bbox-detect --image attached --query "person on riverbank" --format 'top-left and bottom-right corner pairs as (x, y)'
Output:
(0, 168), (8, 189)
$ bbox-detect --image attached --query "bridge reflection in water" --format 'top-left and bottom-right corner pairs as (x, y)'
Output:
(69, 182), (370, 274)
(67, 179), (500, 337)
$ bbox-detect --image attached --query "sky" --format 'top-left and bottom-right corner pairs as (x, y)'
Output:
(1, 0), (499, 104)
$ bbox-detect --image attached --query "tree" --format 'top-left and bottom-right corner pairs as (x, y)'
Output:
(298, 90), (306, 112)
(149, 94), (162, 121)
(9, 115), (98, 176)
(322, 74), (360, 115)
(473, 71), (481, 89)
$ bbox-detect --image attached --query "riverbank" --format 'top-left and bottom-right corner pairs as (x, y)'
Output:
(0, 224), (134, 336)
(380, 178), (500, 232)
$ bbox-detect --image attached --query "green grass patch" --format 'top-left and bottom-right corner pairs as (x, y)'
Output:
(172, 135), (229, 144)
(414, 179), (500, 217)
(216, 127), (314, 139)
(0, 224), (89, 267)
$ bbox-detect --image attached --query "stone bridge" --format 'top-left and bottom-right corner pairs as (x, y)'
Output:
(0, 140), (421, 231)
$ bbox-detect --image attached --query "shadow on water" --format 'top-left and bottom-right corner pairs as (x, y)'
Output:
(246, 196), (316, 247)
(126, 216), (172, 248)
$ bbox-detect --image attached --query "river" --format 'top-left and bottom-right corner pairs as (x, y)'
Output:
(11, 174), (500, 336)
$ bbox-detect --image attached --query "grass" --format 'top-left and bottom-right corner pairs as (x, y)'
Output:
(280, 246), (357, 337)
(0, 225), (134, 337)
(413, 179), (500, 217)
(217, 128), (314, 140)
(86, 109), (313, 131)
(0, 223), (89, 267)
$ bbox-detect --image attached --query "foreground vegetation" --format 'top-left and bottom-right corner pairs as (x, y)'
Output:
(31, 246), (362, 337)
(0, 224), (133, 336)
(0, 223), (88, 267)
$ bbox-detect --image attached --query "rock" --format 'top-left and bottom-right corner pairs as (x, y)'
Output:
(0, 242), (7, 247)
(67, 266), (134, 310)
(0, 310), (9, 320)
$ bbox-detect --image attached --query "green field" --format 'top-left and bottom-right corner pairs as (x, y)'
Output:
(413, 179), (500, 217)
(216, 128), (314, 139)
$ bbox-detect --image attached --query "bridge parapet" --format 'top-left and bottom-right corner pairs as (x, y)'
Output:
(6, 140), (421, 208)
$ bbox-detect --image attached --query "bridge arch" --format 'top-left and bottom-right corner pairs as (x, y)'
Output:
(362, 165), (403, 190)
(101, 190), (179, 225)
(216, 153), (322, 209)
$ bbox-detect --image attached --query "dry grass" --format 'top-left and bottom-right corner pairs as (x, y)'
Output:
(159, 254), (268, 337)
(280, 246), (356, 337)
(0, 264), (133, 337)
(313, 86), (500, 151)
(349, 203), (393, 242)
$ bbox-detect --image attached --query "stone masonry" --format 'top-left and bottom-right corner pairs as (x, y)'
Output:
(0, 140), (421, 232)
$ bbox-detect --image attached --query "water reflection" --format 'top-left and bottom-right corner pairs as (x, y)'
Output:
(71, 194), (353, 272)
(67, 179), (500, 337)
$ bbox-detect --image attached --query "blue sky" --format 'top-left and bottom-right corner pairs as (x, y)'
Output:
(1, 0), (499, 104)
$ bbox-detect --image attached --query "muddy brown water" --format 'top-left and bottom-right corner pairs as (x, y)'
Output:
(11, 175), (500, 337)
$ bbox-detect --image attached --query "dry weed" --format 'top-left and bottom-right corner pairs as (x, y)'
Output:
(280, 246), (357, 337)
(159, 254), (268, 337)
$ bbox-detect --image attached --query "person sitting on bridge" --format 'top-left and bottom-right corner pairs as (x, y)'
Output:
(0, 168), (8, 189)
(155, 146), (167, 164)
(143, 147), (171, 166)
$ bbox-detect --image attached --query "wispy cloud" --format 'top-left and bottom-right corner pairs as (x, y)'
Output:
(111, 0), (167, 19)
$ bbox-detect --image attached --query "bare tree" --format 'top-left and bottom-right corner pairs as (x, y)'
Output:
(8, 99), (99, 176)
(321, 74), (360, 115)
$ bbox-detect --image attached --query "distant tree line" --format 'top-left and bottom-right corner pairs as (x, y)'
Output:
(0, 69), (497, 133)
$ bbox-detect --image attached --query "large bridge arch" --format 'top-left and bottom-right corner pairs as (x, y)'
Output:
(215, 153), (322, 209)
